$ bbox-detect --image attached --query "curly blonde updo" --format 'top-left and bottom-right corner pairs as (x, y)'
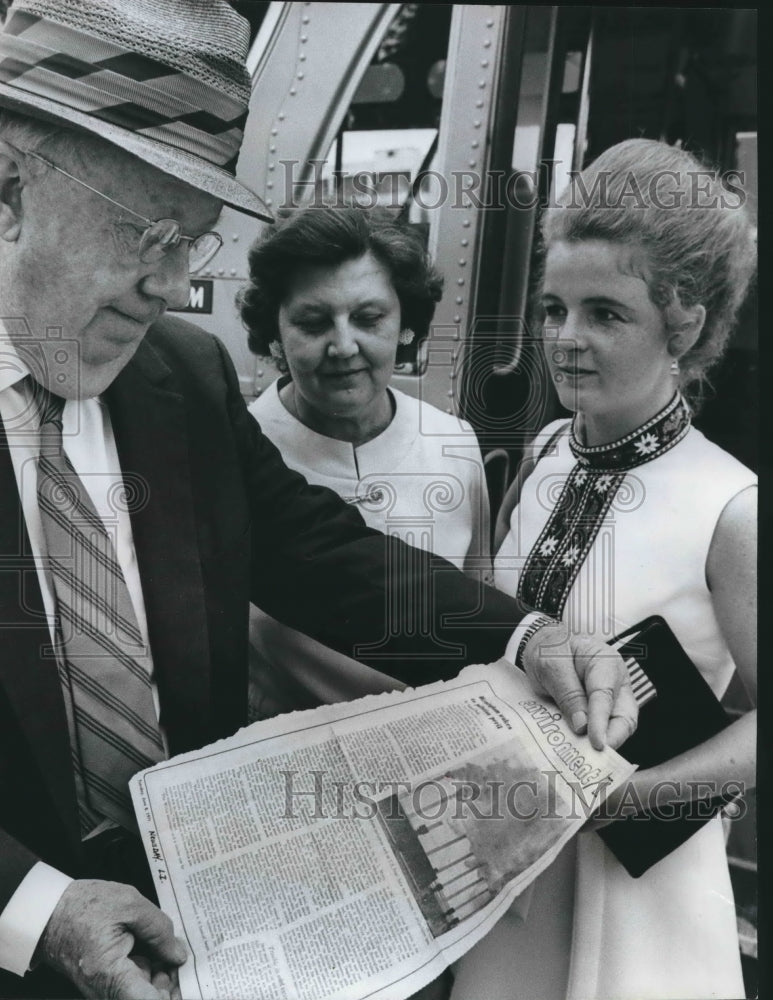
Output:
(541, 138), (756, 402)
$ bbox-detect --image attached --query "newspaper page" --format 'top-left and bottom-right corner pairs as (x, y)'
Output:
(130, 660), (636, 1000)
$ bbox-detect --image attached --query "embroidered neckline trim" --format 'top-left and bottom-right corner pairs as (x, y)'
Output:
(569, 394), (691, 472)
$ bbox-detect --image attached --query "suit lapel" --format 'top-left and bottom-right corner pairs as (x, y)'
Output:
(0, 422), (81, 853)
(105, 337), (213, 755)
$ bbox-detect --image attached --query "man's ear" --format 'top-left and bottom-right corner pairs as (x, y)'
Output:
(0, 140), (24, 241)
(667, 303), (706, 358)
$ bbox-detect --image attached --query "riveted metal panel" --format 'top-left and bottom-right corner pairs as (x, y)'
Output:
(242, 3), (401, 210)
(394, 6), (509, 422)
(169, 2), (400, 399)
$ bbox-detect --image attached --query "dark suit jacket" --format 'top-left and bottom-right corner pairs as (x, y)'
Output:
(0, 316), (525, 914)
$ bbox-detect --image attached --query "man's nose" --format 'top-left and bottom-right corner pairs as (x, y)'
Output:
(139, 248), (191, 311)
(327, 321), (359, 358)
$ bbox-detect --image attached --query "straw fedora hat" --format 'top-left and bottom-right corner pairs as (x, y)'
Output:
(0, 0), (273, 221)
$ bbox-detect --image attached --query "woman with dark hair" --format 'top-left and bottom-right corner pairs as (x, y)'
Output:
(452, 139), (756, 999)
(239, 205), (490, 718)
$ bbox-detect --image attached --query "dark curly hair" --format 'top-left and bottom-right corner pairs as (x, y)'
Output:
(541, 138), (756, 404)
(238, 205), (444, 367)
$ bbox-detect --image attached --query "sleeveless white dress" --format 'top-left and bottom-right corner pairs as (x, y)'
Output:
(452, 396), (755, 1000)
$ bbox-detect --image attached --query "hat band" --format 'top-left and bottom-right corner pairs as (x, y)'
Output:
(0, 8), (248, 168)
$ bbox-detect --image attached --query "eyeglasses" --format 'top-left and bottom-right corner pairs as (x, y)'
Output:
(24, 149), (223, 274)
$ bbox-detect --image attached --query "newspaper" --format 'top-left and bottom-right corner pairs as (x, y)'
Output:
(130, 660), (636, 1000)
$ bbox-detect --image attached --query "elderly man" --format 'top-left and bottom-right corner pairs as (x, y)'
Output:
(0, 1), (636, 998)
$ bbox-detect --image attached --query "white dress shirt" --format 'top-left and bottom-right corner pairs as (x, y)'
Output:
(0, 326), (158, 976)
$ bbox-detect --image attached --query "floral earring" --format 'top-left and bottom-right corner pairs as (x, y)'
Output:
(398, 328), (415, 346)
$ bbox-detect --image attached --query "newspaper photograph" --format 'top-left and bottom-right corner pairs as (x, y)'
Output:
(130, 661), (636, 1000)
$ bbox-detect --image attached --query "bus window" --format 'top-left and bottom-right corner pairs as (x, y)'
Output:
(321, 3), (452, 215)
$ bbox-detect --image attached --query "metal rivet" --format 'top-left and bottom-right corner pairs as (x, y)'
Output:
(299, 53), (306, 61)
(471, 140), (479, 149)
(469, 160), (477, 168)
(473, 120), (482, 128)
(257, 369), (264, 377)
(475, 100), (484, 108)
(269, 145), (276, 153)
(289, 87), (297, 96)
(462, 220), (471, 227)
(447, 390), (454, 397)
(455, 296), (464, 304)
(484, 39), (492, 48)
(266, 198), (273, 205)
(459, 259), (467, 266)
(218, 268), (225, 276)
(204, 268), (212, 276)
(230, 268), (237, 276)
(268, 163), (275, 171)
(478, 80), (486, 89)
(266, 181), (273, 189)
(278, 113), (285, 121)
(450, 371), (457, 380)
(231, 234), (239, 242)
(486, 19), (494, 27)
(302, 15), (310, 23)
(446, 408), (452, 414)
(453, 314), (461, 322)
(457, 278), (465, 286)
(300, 35), (308, 42)
(270, 128), (278, 136)
(297, 71), (304, 79)
(481, 60), (489, 68)
(461, 238), (469, 247)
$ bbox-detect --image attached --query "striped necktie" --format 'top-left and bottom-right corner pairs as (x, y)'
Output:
(33, 382), (164, 832)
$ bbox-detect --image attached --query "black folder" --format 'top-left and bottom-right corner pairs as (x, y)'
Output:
(597, 615), (738, 877)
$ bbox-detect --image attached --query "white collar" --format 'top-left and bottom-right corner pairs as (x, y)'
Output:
(259, 378), (420, 479)
(0, 319), (31, 393)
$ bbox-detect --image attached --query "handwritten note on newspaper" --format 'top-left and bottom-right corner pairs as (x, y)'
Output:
(130, 660), (635, 1000)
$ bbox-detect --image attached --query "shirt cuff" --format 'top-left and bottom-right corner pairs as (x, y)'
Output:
(505, 612), (560, 668)
(0, 862), (73, 976)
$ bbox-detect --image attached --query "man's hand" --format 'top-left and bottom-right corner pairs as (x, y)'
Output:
(36, 879), (187, 1000)
(520, 622), (638, 750)
(133, 956), (182, 1000)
